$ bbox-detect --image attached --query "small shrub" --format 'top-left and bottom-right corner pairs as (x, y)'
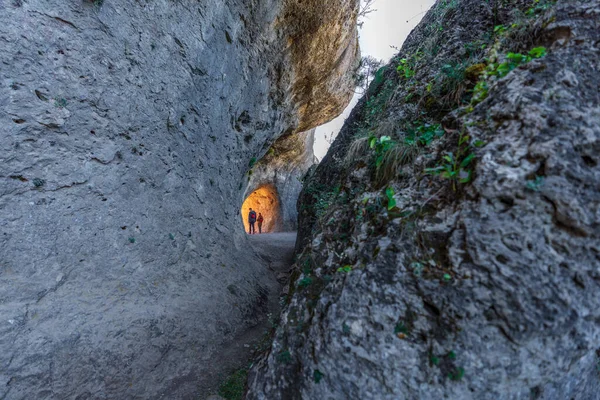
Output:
(369, 135), (395, 168)
(396, 58), (415, 79)
(405, 123), (444, 146)
(425, 132), (476, 190)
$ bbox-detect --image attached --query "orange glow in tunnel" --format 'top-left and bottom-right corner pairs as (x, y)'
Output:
(241, 184), (282, 234)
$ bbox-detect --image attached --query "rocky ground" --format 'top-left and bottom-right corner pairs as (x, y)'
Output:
(206, 233), (296, 400)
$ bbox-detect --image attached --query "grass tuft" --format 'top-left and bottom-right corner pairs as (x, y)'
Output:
(218, 368), (248, 400)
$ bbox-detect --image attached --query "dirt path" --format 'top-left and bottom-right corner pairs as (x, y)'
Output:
(248, 232), (297, 277)
(203, 232), (297, 399)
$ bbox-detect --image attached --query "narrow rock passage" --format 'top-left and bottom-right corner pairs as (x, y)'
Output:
(249, 232), (297, 277)
(204, 233), (296, 399)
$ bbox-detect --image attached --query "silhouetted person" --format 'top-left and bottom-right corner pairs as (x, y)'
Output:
(248, 208), (257, 234)
(257, 213), (264, 234)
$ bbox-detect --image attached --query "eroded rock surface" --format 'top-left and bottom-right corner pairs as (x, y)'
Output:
(248, 1), (600, 399)
(0, 0), (358, 398)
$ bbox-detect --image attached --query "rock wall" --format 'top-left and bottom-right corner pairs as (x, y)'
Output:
(0, 0), (358, 398)
(248, 0), (600, 399)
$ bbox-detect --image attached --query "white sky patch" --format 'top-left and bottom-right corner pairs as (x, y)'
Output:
(313, 0), (436, 161)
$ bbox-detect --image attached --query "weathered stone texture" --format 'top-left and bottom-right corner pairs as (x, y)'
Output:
(248, 1), (600, 399)
(0, 0), (357, 398)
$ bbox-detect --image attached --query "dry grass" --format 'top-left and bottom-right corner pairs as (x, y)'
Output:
(374, 142), (420, 186)
(344, 136), (370, 165)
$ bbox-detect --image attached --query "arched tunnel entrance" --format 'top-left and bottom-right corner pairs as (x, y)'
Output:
(241, 184), (283, 234)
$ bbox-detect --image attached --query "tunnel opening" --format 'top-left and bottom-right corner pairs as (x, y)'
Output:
(241, 184), (283, 234)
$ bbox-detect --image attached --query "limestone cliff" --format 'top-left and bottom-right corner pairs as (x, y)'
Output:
(0, 0), (358, 398)
(248, 0), (600, 399)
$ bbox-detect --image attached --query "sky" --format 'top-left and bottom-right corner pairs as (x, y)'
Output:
(313, 0), (436, 160)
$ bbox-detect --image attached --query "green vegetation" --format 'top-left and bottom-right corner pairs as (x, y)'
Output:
(405, 123), (444, 146)
(394, 322), (408, 335)
(471, 46), (548, 105)
(385, 187), (396, 210)
(276, 350), (292, 364)
(313, 369), (324, 384)
(298, 276), (313, 288)
(362, 122), (445, 186)
(448, 367), (465, 381)
(369, 135), (395, 169)
(218, 368), (247, 400)
(526, 176), (545, 192)
(396, 57), (415, 79)
(128, 237), (136, 244)
(53, 97), (67, 108)
(525, 0), (555, 16)
(304, 184), (340, 219)
(492, 47), (547, 78)
(425, 132), (484, 190)
(336, 265), (353, 273)
(287, 4), (558, 389)
(32, 178), (45, 187)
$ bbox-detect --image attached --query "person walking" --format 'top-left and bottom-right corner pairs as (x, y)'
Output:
(248, 208), (257, 234)
(257, 213), (264, 234)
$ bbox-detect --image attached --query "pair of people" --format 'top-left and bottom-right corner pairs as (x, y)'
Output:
(248, 208), (265, 234)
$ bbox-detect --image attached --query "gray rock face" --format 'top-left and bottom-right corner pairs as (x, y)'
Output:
(244, 130), (316, 232)
(0, 0), (358, 398)
(248, 0), (600, 399)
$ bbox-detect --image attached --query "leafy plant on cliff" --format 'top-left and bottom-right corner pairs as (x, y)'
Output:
(425, 132), (481, 191)
(369, 135), (395, 168)
(396, 52), (423, 80)
(385, 187), (397, 210)
(525, 0), (556, 16)
(471, 46), (547, 105)
(405, 123), (444, 146)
